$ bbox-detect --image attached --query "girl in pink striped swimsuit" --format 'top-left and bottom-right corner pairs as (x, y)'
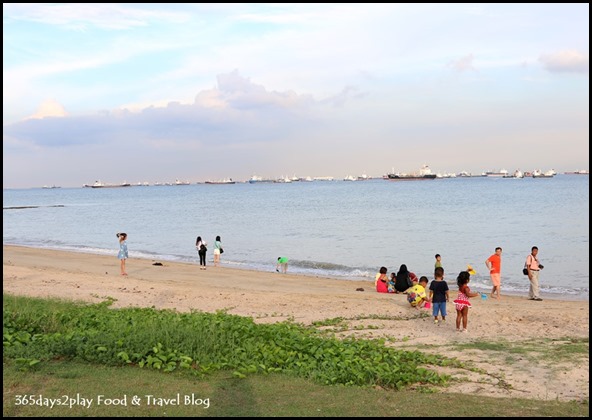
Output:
(453, 271), (480, 332)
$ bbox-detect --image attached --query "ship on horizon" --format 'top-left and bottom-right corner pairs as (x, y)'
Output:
(386, 165), (437, 181)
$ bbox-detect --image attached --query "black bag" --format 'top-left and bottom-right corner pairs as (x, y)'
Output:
(522, 268), (528, 275)
(220, 248), (224, 254)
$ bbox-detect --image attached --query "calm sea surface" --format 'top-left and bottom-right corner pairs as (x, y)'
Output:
(3, 175), (589, 300)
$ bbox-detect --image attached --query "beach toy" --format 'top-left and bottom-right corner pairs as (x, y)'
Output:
(424, 301), (431, 309)
(467, 264), (477, 275)
(481, 293), (487, 300)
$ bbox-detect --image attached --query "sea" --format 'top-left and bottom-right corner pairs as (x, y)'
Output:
(3, 175), (589, 301)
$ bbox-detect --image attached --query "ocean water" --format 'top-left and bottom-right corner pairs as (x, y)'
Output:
(3, 175), (589, 300)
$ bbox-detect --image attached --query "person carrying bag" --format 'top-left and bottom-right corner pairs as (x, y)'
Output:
(525, 246), (544, 301)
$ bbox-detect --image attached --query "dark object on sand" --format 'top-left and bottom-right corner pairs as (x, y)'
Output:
(356, 288), (364, 292)
(152, 262), (163, 266)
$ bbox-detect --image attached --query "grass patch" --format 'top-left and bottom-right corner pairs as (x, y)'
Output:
(452, 337), (589, 364)
(3, 359), (589, 417)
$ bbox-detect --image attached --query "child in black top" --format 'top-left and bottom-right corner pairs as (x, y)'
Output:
(429, 267), (449, 324)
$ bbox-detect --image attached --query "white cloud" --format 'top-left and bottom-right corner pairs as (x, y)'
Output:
(3, 3), (189, 30)
(28, 99), (68, 120)
(539, 50), (589, 74)
(448, 54), (477, 72)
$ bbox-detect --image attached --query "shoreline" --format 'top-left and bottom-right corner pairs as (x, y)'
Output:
(3, 244), (589, 402)
(3, 244), (587, 302)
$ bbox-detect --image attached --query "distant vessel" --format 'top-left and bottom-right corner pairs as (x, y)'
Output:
(503, 170), (524, 179)
(87, 180), (131, 188)
(532, 170), (555, 178)
(174, 179), (191, 185)
(456, 171), (486, 178)
(248, 175), (275, 184)
(205, 178), (236, 184)
(564, 169), (589, 175)
(485, 169), (509, 177)
(436, 172), (457, 178)
(275, 176), (293, 183)
(386, 165), (437, 181)
(42, 185), (61, 189)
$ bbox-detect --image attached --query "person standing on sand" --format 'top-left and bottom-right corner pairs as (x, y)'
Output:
(485, 247), (502, 300)
(453, 271), (480, 332)
(196, 236), (207, 270)
(429, 266), (449, 324)
(526, 246), (544, 301)
(116, 232), (128, 276)
(276, 257), (288, 273)
(434, 254), (443, 269)
(213, 236), (222, 267)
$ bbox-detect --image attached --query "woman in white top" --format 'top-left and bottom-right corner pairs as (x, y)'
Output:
(213, 236), (222, 267)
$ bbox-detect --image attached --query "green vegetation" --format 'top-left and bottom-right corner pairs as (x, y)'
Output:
(452, 337), (589, 364)
(3, 294), (589, 417)
(3, 295), (452, 388)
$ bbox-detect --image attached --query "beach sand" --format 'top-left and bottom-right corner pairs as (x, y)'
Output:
(3, 245), (589, 402)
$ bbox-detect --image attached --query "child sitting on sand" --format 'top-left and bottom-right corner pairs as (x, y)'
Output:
(407, 276), (429, 308)
(387, 272), (397, 293)
(375, 266), (388, 293)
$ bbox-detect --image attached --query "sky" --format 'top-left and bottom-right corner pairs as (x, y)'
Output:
(3, 3), (589, 188)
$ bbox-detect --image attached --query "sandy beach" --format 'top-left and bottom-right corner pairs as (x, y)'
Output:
(3, 245), (589, 402)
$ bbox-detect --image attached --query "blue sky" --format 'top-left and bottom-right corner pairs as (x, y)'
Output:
(3, 3), (589, 188)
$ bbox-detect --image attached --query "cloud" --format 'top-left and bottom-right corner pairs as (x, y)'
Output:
(448, 54), (476, 72)
(214, 70), (315, 110)
(320, 86), (364, 108)
(3, 70), (324, 150)
(539, 50), (589, 74)
(3, 3), (189, 30)
(27, 99), (68, 120)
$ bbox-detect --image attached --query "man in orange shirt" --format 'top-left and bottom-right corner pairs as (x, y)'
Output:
(485, 247), (502, 300)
